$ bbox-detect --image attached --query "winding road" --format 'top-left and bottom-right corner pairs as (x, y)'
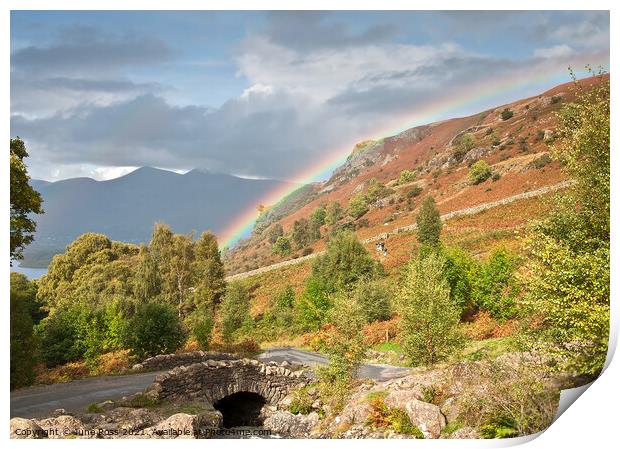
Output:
(10, 348), (410, 419)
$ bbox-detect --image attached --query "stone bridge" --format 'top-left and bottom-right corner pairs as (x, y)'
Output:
(145, 358), (308, 408)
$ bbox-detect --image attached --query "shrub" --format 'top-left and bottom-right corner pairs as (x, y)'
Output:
(220, 282), (252, 343)
(439, 246), (477, 317)
(452, 134), (476, 161)
(500, 108), (514, 120)
(191, 314), (214, 350)
(366, 178), (393, 203)
(291, 218), (312, 249)
(491, 172), (501, 182)
(366, 395), (424, 437)
(471, 248), (519, 320)
(272, 236), (292, 256)
(36, 305), (90, 367)
(325, 201), (343, 226)
(348, 192), (369, 219)
(469, 160), (492, 184)
(289, 386), (315, 415)
(353, 277), (393, 323)
(406, 184), (423, 198)
(267, 223), (284, 244)
(531, 153), (552, 169)
(398, 169), (417, 185)
(92, 350), (132, 375)
(10, 293), (37, 388)
(416, 196), (442, 248)
(122, 302), (185, 359)
(396, 253), (464, 366)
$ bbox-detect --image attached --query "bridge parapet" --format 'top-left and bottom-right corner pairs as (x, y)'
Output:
(145, 359), (309, 406)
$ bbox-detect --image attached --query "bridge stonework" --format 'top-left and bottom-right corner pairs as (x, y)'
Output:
(145, 359), (308, 406)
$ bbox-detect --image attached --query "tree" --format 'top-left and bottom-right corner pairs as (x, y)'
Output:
(133, 245), (161, 301)
(220, 282), (252, 343)
(472, 248), (519, 320)
(396, 253), (464, 366)
(10, 137), (43, 261)
(352, 277), (393, 323)
(439, 246), (477, 318)
(317, 290), (367, 414)
(469, 160), (492, 184)
(11, 287), (38, 388)
(192, 232), (226, 314)
(348, 192), (369, 219)
(122, 302), (185, 359)
(325, 201), (343, 226)
(366, 178), (393, 203)
(191, 313), (214, 350)
(291, 218), (312, 249)
(267, 223), (284, 244)
(310, 206), (326, 227)
(524, 71), (610, 377)
(272, 235), (292, 256)
(416, 196), (442, 248)
(36, 305), (90, 367)
(11, 272), (46, 324)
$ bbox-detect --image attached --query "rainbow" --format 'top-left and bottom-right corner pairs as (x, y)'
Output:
(219, 55), (608, 248)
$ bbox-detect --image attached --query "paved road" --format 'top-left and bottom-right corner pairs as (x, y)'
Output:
(258, 347), (410, 381)
(11, 348), (410, 419)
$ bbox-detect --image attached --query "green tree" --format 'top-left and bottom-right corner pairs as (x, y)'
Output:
(439, 246), (477, 317)
(310, 205), (326, 227)
(122, 302), (185, 359)
(524, 71), (610, 376)
(317, 290), (367, 414)
(36, 305), (90, 367)
(133, 245), (161, 301)
(416, 196), (442, 248)
(192, 232), (226, 314)
(352, 277), (393, 323)
(220, 282), (251, 343)
(11, 272), (46, 324)
(190, 313), (214, 350)
(11, 287), (38, 388)
(267, 223), (284, 244)
(291, 218), (312, 249)
(472, 248), (519, 320)
(325, 201), (343, 226)
(396, 253), (464, 365)
(272, 235), (292, 256)
(348, 192), (369, 219)
(469, 160), (492, 184)
(10, 137), (43, 261)
(501, 108), (514, 120)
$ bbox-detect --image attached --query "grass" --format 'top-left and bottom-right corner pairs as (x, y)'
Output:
(460, 336), (518, 362)
(86, 403), (104, 413)
(372, 341), (404, 354)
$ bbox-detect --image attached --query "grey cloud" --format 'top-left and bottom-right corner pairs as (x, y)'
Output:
(11, 30), (175, 75)
(260, 11), (396, 51)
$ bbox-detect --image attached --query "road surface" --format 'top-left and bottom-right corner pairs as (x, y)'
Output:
(11, 348), (409, 419)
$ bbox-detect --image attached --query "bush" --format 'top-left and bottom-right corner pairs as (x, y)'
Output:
(366, 395), (424, 437)
(191, 314), (214, 350)
(396, 253), (464, 366)
(348, 192), (369, 219)
(36, 306), (90, 367)
(452, 134), (476, 161)
(122, 302), (185, 359)
(398, 169), (417, 185)
(325, 201), (343, 226)
(416, 196), (442, 248)
(500, 108), (514, 120)
(471, 248), (519, 320)
(11, 293), (37, 388)
(289, 386), (315, 415)
(272, 235), (292, 256)
(439, 246), (477, 317)
(220, 282), (252, 343)
(353, 278), (393, 323)
(406, 184), (423, 198)
(267, 223), (284, 244)
(469, 160), (492, 184)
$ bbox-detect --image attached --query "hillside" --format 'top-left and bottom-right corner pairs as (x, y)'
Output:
(224, 76), (607, 275)
(21, 168), (296, 267)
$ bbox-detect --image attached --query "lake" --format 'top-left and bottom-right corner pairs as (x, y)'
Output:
(10, 261), (48, 280)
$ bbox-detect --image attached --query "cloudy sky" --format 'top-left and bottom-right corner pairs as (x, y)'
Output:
(10, 11), (609, 182)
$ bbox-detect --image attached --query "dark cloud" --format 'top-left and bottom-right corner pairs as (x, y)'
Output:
(260, 11), (396, 51)
(11, 28), (175, 75)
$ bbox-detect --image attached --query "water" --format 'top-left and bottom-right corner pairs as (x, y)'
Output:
(10, 261), (48, 280)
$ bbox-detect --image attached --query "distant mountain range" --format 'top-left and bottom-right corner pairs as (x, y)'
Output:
(21, 167), (295, 268)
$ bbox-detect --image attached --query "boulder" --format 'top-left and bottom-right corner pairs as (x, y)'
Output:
(385, 389), (421, 409)
(403, 399), (446, 439)
(263, 411), (319, 437)
(36, 415), (86, 439)
(10, 417), (45, 439)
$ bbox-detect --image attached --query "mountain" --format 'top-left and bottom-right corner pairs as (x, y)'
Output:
(21, 167), (296, 267)
(224, 75), (608, 276)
